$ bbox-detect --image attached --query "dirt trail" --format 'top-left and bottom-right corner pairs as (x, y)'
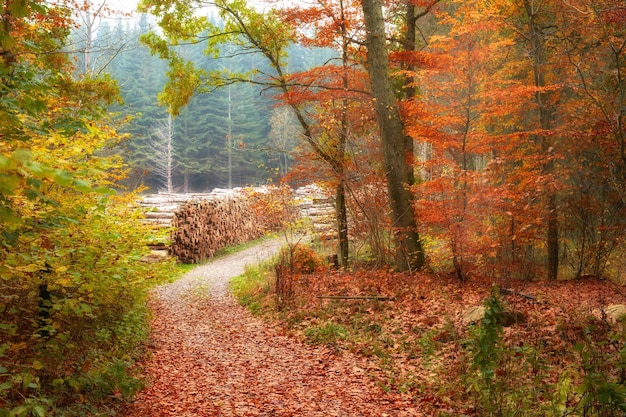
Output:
(123, 238), (416, 417)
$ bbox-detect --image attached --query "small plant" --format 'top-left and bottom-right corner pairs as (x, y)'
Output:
(274, 243), (322, 307)
(464, 287), (505, 414)
(231, 263), (274, 315)
(462, 286), (553, 416)
(560, 321), (626, 416)
(304, 322), (349, 346)
(471, 287), (504, 382)
(416, 329), (442, 366)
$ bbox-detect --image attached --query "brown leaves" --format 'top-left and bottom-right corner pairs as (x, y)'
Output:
(123, 271), (411, 416)
(267, 266), (626, 415)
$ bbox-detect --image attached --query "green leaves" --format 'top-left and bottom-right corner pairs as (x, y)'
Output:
(140, 0), (296, 116)
(0, 2), (178, 414)
(469, 286), (504, 383)
(159, 57), (205, 116)
(1, 189), (178, 412)
(0, 148), (112, 225)
(140, 32), (174, 60)
(138, 0), (209, 44)
(7, 0), (33, 18)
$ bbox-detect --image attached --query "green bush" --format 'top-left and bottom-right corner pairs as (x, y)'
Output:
(559, 322), (626, 416)
(0, 195), (177, 415)
(462, 287), (553, 416)
(459, 287), (626, 416)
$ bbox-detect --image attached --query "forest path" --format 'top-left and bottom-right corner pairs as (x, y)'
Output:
(123, 237), (417, 417)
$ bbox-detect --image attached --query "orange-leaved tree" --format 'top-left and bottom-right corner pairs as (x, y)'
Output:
(405, 0), (502, 279)
(277, 0), (372, 267)
(557, 0), (626, 279)
(408, 0), (626, 281)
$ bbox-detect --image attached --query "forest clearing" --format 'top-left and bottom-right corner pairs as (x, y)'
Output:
(1, 0), (625, 416)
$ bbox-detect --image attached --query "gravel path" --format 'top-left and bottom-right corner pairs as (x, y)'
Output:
(153, 238), (286, 303)
(123, 237), (417, 417)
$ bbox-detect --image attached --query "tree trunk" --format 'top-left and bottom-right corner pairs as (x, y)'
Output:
(337, 0), (350, 268)
(166, 113), (174, 193)
(524, 0), (559, 280)
(336, 177), (349, 268)
(361, 0), (425, 271)
(183, 171), (190, 193)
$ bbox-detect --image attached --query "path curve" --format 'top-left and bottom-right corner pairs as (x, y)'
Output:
(123, 237), (417, 417)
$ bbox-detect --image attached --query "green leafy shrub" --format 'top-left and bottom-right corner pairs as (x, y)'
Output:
(0, 194), (177, 415)
(558, 319), (626, 416)
(458, 287), (626, 416)
(0, 3), (178, 413)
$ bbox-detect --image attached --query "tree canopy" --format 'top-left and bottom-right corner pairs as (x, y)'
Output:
(132, 0), (626, 277)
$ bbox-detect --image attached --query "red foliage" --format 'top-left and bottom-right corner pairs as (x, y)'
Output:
(399, 0), (626, 281)
(603, 5), (626, 25)
(389, 51), (441, 69)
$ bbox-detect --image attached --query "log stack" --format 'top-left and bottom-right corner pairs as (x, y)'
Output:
(169, 195), (267, 263)
(137, 185), (332, 264)
(138, 190), (240, 228)
(294, 185), (335, 237)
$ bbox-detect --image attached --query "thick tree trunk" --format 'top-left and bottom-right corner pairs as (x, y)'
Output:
(404, 2), (417, 100)
(337, 4), (350, 268)
(361, 0), (425, 271)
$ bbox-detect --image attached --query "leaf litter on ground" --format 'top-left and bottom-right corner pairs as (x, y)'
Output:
(122, 238), (416, 417)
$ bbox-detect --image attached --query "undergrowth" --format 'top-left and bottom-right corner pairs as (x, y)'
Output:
(0, 211), (180, 417)
(232, 246), (626, 416)
(231, 262), (276, 315)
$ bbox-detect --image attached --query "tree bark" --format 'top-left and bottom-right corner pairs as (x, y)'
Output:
(336, 177), (349, 267)
(361, 0), (425, 271)
(524, 0), (559, 280)
(336, 0), (350, 268)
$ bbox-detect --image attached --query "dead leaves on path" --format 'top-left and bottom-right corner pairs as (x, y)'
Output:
(123, 290), (415, 416)
(122, 256), (626, 417)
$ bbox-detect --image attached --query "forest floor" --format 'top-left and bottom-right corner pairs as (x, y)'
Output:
(242, 259), (626, 415)
(121, 237), (416, 417)
(122, 236), (626, 416)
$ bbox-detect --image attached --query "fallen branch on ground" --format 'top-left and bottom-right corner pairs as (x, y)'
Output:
(500, 288), (538, 302)
(317, 295), (396, 301)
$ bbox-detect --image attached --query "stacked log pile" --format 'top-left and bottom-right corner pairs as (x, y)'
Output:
(138, 189), (239, 228)
(170, 196), (265, 263)
(138, 185), (334, 264)
(295, 185), (335, 237)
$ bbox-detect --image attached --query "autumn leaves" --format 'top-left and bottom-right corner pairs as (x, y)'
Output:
(139, 0), (625, 280)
